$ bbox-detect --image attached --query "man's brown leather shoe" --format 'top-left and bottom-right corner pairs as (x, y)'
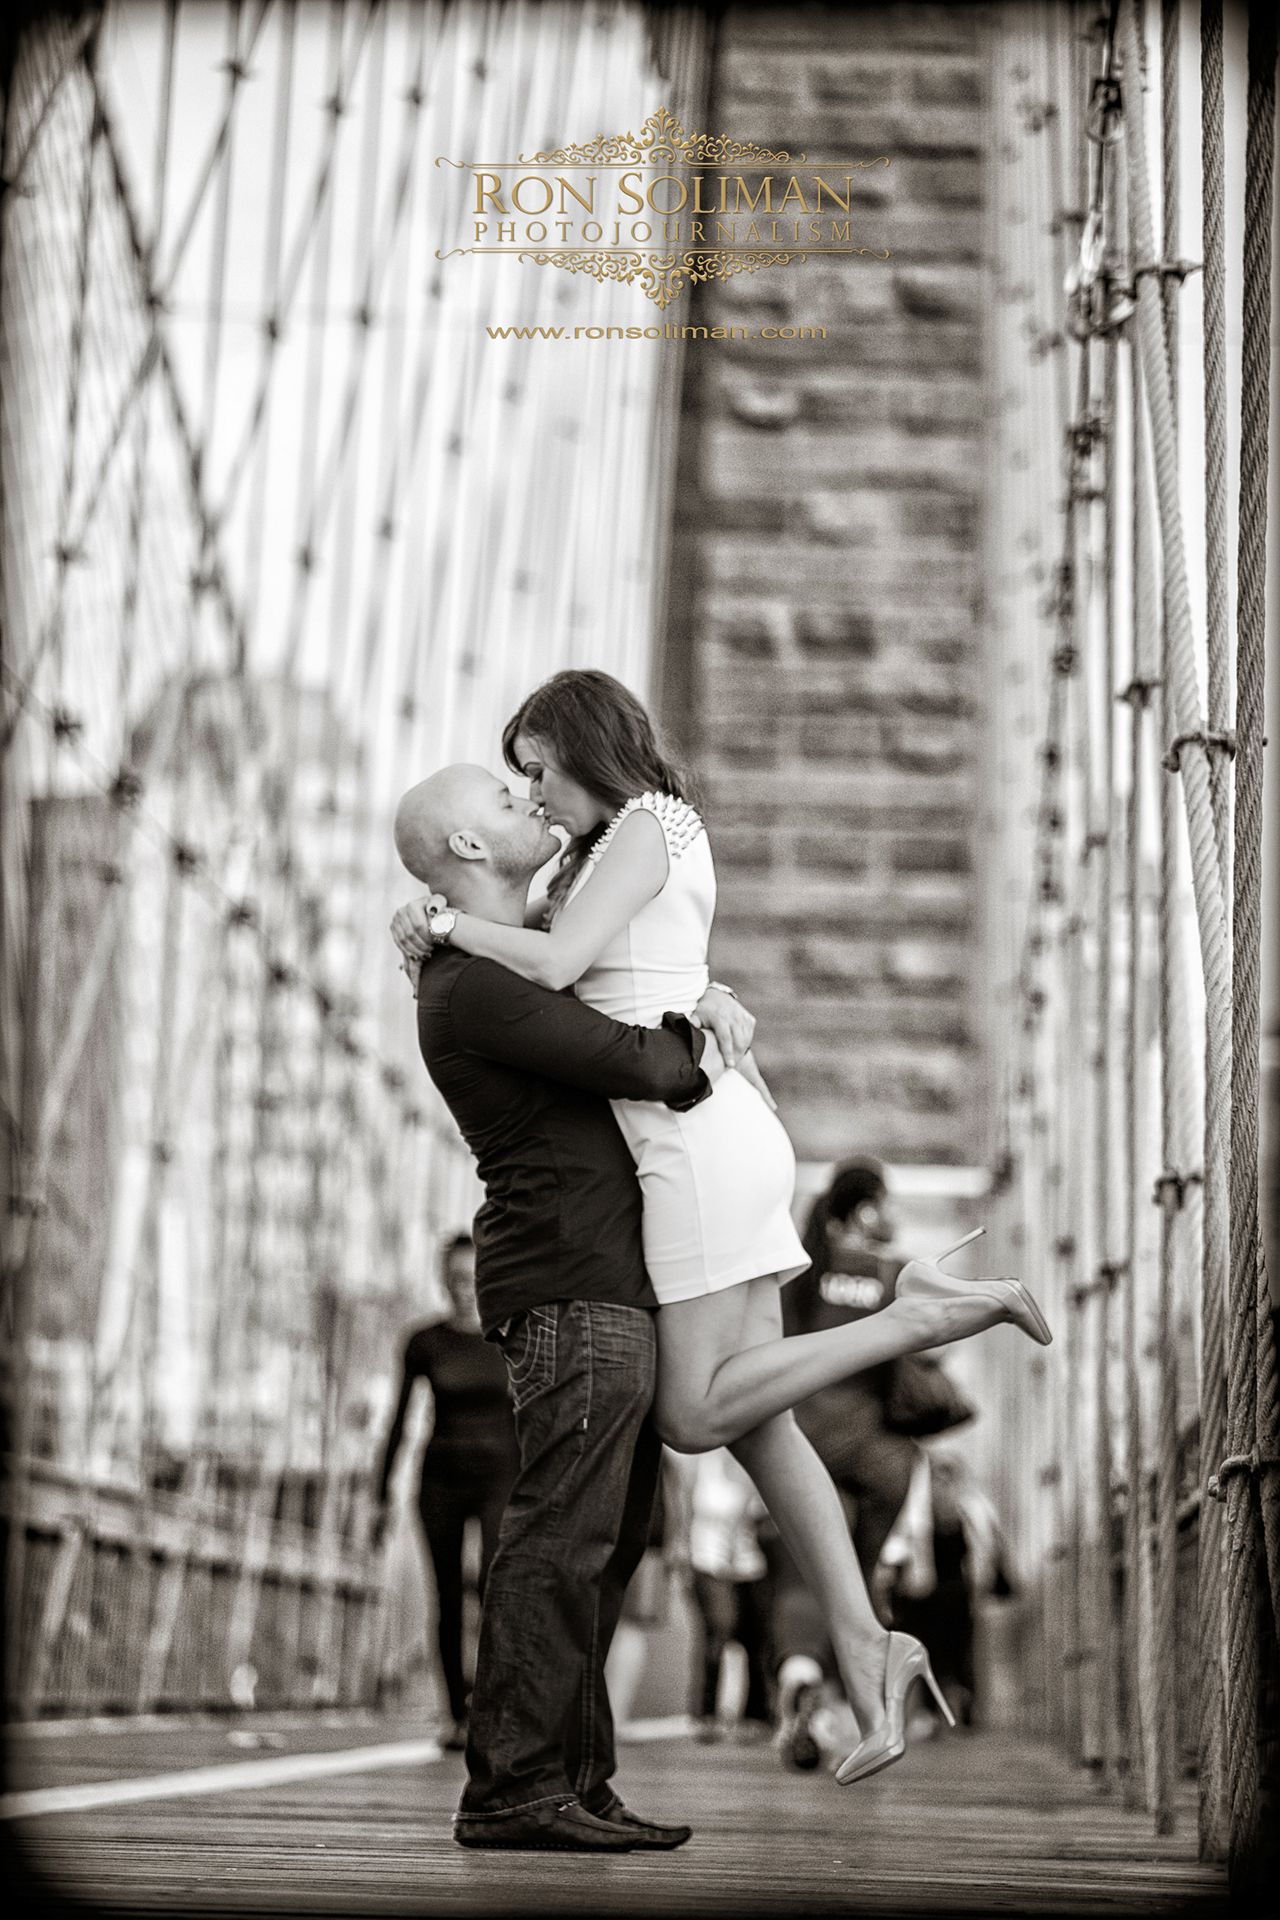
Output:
(587, 1793), (693, 1849)
(454, 1798), (640, 1852)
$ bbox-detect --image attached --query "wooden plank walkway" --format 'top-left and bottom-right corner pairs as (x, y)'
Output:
(6, 1712), (1228, 1916)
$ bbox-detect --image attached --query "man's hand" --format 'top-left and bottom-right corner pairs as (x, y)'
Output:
(391, 892), (449, 960)
(735, 1050), (777, 1112)
(693, 985), (755, 1069)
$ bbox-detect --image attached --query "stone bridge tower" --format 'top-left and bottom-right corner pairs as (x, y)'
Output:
(661, 3), (988, 1190)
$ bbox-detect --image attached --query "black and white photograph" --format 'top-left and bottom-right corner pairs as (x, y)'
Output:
(1, 0), (1277, 1913)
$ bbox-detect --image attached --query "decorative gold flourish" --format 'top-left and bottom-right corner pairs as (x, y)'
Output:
(518, 249), (648, 291)
(519, 247), (801, 310)
(523, 105), (801, 168)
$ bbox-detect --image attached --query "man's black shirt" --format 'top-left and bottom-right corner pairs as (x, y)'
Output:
(417, 950), (712, 1334)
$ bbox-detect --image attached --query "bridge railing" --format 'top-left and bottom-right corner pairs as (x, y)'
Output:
(3, 1452), (418, 1721)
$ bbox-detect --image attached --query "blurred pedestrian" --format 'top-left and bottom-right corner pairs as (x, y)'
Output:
(890, 1451), (1017, 1729)
(668, 1449), (774, 1741)
(374, 1235), (519, 1751)
(603, 1452), (687, 1737)
(772, 1158), (976, 1770)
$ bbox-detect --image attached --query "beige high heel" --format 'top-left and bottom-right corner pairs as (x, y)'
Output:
(836, 1632), (955, 1786)
(895, 1225), (1053, 1347)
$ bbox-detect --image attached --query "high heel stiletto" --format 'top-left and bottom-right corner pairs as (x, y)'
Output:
(895, 1230), (1053, 1347)
(836, 1632), (955, 1786)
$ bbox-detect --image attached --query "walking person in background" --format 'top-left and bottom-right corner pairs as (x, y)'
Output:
(374, 1235), (519, 1751)
(675, 1448), (775, 1742)
(889, 1452), (1018, 1731)
(773, 1158), (977, 1770)
(393, 670), (1049, 1789)
(598, 1453), (679, 1738)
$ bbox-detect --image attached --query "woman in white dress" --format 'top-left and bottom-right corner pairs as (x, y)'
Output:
(392, 670), (1050, 1783)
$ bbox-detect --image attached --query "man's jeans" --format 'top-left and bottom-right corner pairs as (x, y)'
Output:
(459, 1299), (660, 1820)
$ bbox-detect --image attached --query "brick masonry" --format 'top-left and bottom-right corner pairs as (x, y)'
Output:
(659, 3), (989, 1165)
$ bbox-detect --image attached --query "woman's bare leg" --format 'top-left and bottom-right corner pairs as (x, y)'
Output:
(654, 1272), (1004, 1454)
(730, 1411), (889, 1738)
(653, 1275), (1007, 1737)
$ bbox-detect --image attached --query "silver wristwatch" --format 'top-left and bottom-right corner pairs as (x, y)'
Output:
(707, 980), (738, 1000)
(427, 906), (459, 944)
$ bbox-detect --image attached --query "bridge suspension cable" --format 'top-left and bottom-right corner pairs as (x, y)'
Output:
(990, 0), (1277, 1892)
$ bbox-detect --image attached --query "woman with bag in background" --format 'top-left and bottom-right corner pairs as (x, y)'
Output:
(770, 1158), (977, 1771)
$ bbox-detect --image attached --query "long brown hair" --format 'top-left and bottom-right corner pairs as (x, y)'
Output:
(501, 670), (695, 911)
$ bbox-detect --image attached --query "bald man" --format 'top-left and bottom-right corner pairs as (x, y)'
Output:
(392, 766), (743, 1853)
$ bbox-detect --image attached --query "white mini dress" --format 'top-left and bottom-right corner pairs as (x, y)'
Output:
(567, 791), (808, 1306)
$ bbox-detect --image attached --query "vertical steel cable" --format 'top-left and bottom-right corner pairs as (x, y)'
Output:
(1064, 1272), (1086, 1755)
(1081, 11), (1129, 1787)
(202, 1), (244, 469)
(165, 4), (247, 1605)
(1094, 328), (1119, 1793)
(131, 753), (199, 1710)
(1150, 0), (1183, 1839)
(1119, 0), (1241, 1877)
(253, 5), (355, 1382)
(363, 5), (451, 1093)
(1161, 0), (1179, 417)
(117, 0), (177, 730)
(319, 0), (386, 702)
(1196, 0), (1231, 1861)
(1153, 690), (1187, 1833)
(1121, 340), (1153, 1811)
(215, 1), (298, 1688)
(1063, 21), (1096, 1756)
(281, 0), (343, 681)
(1229, 20), (1280, 1892)
(305, 2), (393, 1681)
(1235, 2), (1280, 1645)
(314, 0), (391, 1303)
(242, 0), (296, 639)
(137, 757), (194, 1487)
(45, 25), (101, 694)
(1200, 0), (1231, 888)
(153, 0), (245, 1353)
(341, 6), (439, 1356)
(1064, 404), (1094, 1761)
(356, 1), (431, 701)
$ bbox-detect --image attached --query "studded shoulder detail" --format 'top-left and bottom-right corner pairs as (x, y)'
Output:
(586, 790), (705, 869)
